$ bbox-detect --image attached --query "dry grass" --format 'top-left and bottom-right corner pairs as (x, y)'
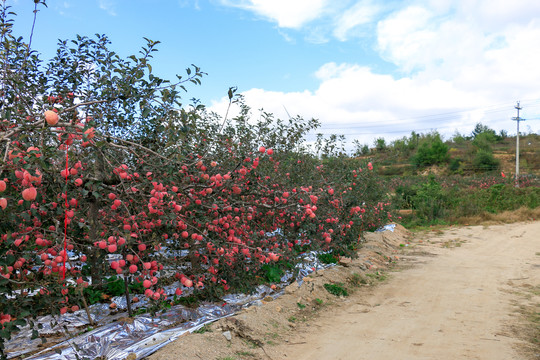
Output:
(451, 207), (540, 226)
(508, 283), (540, 360)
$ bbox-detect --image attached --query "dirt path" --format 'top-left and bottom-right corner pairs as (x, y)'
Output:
(149, 222), (540, 360)
(277, 222), (540, 360)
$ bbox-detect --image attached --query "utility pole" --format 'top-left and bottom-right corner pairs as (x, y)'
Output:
(512, 101), (525, 187)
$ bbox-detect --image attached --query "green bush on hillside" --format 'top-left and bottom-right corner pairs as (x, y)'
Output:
(411, 133), (449, 168)
(473, 149), (500, 171)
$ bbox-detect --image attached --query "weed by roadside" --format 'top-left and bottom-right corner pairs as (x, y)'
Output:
(235, 350), (256, 358)
(324, 283), (349, 297)
(365, 271), (388, 282)
(193, 324), (212, 334)
(510, 284), (540, 359)
(348, 273), (368, 287)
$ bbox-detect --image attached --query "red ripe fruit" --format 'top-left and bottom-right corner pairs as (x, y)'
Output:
(0, 180), (6, 192)
(44, 110), (59, 126)
(22, 187), (37, 201)
(259, 146), (266, 153)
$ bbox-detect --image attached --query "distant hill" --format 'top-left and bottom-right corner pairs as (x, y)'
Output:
(358, 131), (539, 178)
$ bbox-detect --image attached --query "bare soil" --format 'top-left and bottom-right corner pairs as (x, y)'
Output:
(148, 221), (540, 360)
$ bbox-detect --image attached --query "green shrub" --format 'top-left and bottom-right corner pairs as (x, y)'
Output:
(262, 264), (284, 283)
(83, 287), (104, 305)
(411, 133), (449, 167)
(473, 149), (500, 171)
(411, 175), (447, 221)
(105, 276), (125, 297)
(317, 253), (338, 264)
(394, 184), (417, 209)
(472, 132), (497, 151)
(374, 137), (387, 152)
(448, 158), (462, 173)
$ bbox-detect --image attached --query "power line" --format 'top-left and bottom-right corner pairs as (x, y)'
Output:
(318, 99), (540, 132)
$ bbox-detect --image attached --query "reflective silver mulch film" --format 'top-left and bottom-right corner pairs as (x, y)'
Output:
(5, 226), (395, 360)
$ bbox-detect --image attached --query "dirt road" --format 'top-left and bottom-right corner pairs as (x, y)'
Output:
(278, 222), (540, 360)
(150, 222), (540, 360)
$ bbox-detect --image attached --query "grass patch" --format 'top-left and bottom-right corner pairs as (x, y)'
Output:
(242, 339), (259, 349)
(365, 271), (388, 282)
(193, 324), (212, 334)
(266, 331), (280, 339)
(235, 350), (256, 357)
(323, 283), (348, 297)
(347, 272), (368, 287)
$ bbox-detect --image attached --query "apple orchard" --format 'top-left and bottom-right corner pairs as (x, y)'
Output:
(0, 2), (392, 356)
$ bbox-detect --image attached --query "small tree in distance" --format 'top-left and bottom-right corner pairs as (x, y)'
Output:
(411, 132), (449, 168)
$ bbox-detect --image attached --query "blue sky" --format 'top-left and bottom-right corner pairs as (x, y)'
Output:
(8, 0), (540, 147)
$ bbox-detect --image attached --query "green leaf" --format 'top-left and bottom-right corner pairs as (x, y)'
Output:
(142, 107), (151, 118)
(6, 255), (15, 266)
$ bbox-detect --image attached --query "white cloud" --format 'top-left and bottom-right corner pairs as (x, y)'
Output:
(376, 6), (440, 72)
(218, 0), (331, 29)
(178, 0), (201, 10)
(210, 0), (540, 147)
(333, 0), (381, 41)
(98, 0), (117, 16)
(210, 62), (496, 145)
(376, 2), (540, 99)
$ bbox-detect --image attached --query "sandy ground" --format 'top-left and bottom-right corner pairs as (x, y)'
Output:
(149, 221), (540, 360)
